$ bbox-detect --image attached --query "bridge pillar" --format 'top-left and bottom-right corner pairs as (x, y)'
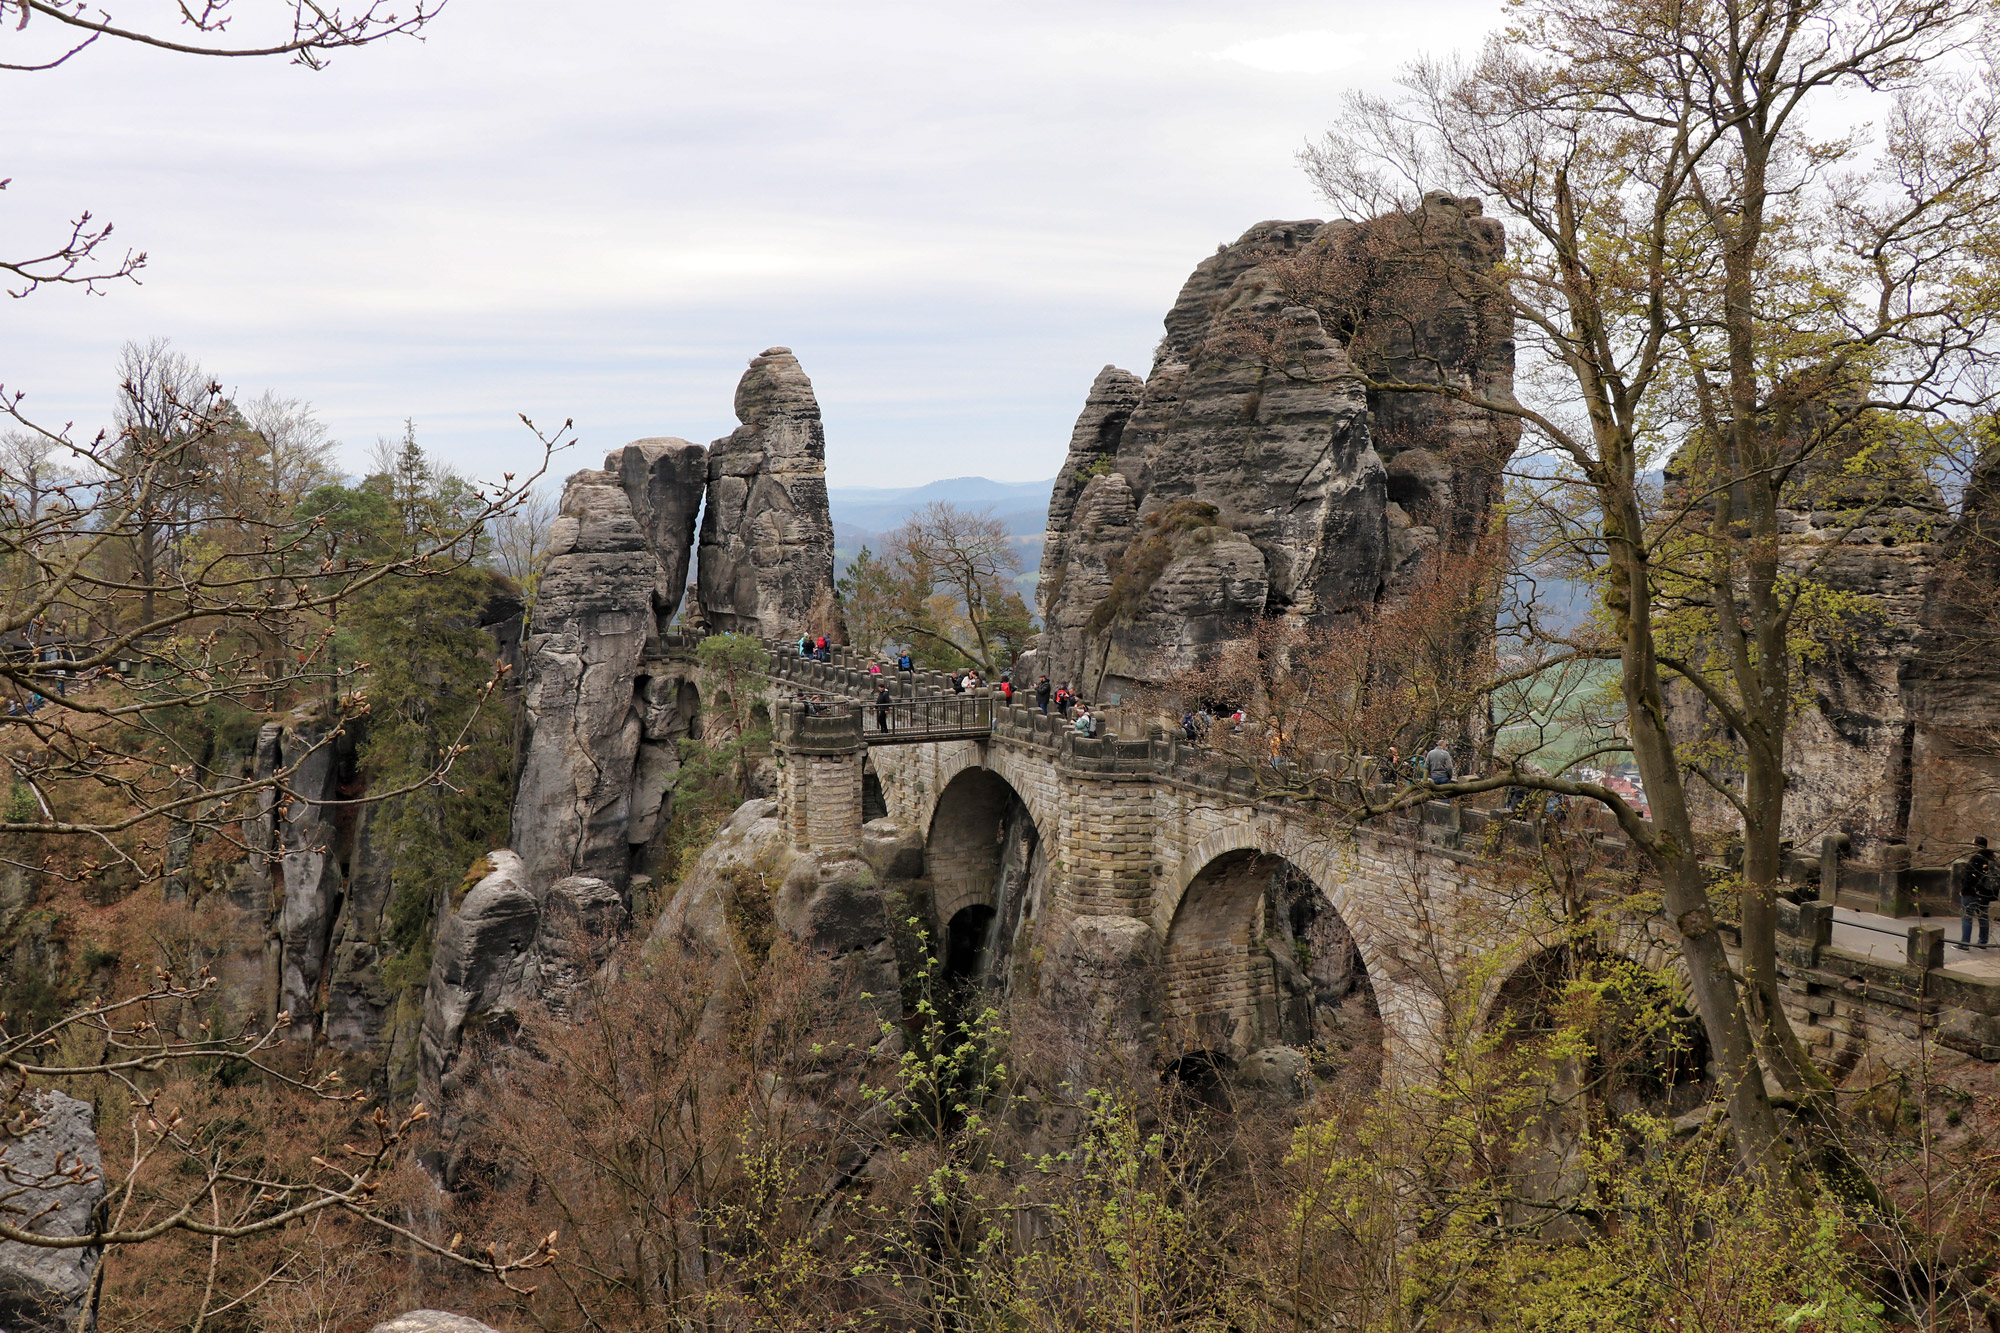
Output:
(775, 703), (867, 855)
(1059, 771), (1159, 921)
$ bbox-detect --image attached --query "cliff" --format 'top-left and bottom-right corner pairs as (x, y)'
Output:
(1033, 195), (1517, 702)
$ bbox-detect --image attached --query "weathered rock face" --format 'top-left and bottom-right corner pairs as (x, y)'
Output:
(1035, 198), (1515, 699)
(1665, 430), (1951, 858)
(368, 1313), (505, 1333)
(417, 851), (626, 1146)
(697, 348), (841, 642)
(510, 444), (709, 895)
(218, 585), (523, 1077)
(611, 438), (708, 628)
(0, 1091), (106, 1333)
(1901, 455), (2000, 861)
(249, 713), (353, 1042)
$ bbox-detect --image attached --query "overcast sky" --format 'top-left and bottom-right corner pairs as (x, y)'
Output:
(5, 0), (1507, 490)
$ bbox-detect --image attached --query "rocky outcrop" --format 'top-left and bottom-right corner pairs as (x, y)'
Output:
(696, 348), (841, 642)
(1664, 422), (1951, 858)
(611, 438), (708, 625)
(369, 1314), (505, 1333)
(1034, 198), (1515, 700)
(234, 712), (359, 1043)
(649, 799), (898, 1004)
(417, 851), (626, 1116)
(1037, 366), (1143, 615)
(1900, 453), (2000, 861)
(510, 444), (710, 896)
(0, 1091), (106, 1333)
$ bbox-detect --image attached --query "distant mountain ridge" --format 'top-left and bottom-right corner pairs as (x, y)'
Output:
(828, 476), (1056, 542)
(828, 475), (1055, 601)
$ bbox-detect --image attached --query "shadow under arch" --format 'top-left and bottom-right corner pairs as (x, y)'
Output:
(1487, 944), (1713, 1117)
(1164, 847), (1383, 1091)
(925, 767), (1046, 991)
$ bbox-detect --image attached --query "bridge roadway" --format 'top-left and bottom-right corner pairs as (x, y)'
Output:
(668, 630), (2000, 1084)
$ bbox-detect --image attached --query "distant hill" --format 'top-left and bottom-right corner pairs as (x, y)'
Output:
(827, 476), (1054, 539)
(828, 476), (1055, 606)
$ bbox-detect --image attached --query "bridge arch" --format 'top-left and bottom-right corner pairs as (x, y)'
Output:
(926, 765), (1049, 989)
(1161, 832), (1388, 1088)
(896, 743), (1058, 851)
(1484, 942), (1712, 1119)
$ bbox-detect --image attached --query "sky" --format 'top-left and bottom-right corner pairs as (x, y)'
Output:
(4, 0), (1509, 490)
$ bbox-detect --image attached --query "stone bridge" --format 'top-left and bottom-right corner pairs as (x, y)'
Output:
(730, 636), (2000, 1092)
(507, 630), (1999, 1105)
(743, 636), (1630, 1086)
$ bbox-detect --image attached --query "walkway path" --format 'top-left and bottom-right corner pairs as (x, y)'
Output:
(1830, 905), (2000, 982)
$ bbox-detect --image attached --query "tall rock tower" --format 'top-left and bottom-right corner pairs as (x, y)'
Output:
(1034, 196), (1517, 701)
(696, 347), (841, 641)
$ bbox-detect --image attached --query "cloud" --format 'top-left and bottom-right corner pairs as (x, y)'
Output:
(1214, 30), (1367, 75)
(2, 0), (1494, 487)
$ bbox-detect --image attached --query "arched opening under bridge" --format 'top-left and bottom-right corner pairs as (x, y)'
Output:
(1164, 848), (1383, 1096)
(925, 768), (1044, 992)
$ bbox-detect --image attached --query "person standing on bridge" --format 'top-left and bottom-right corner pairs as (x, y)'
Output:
(875, 682), (893, 734)
(1425, 741), (1455, 785)
(897, 650), (913, 673)
(1962, 836), (1999, 947)
(1035, 676), (1051, 715)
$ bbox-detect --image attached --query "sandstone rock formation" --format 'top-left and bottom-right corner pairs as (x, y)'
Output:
(417, 851), (626, 1119)
(1034, 197), (1516, 700)
(368, 1313), (505, 1333)
(648, 799), (899, 1018)
(510, 444), (707, 895)
(697, 348), (841, 642)
(1897, 453), (2000, 862)
(250, 712), (352, 1042)
(0, 1091), (106, 1333)
(1663, 424), (1952, 860)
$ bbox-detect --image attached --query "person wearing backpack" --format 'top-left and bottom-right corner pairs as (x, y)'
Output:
(1963, 836), (1999, 946)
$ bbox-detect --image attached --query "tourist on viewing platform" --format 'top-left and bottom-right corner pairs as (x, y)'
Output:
(1961, 836), (1998, 947)
(1182, 711), (1200, 744)
(868, 660), (882, 676)
(1380, 745), (1403, 784)
(797, 635), (810, 657)
(1055, 684), (1075, 718)
(875, 683), (893, 733)
(1035, 677), (1051, 714)
(814, 635), (830, 662)
(1000, 679), (1012, 702)
(1425, 742), (1455, 784)
(1073, 706), (1095, 737)
(897, 651), (914, 673)
(950, 671), (965, 694)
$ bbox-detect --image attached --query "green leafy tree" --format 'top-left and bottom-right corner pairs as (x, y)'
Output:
(835, 545), (900, 657)
(351, 561), (517, 981)
(1301, 0), (2000, 1173)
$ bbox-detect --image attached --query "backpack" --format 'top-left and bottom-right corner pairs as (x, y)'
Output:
(1969, 851), (2000, 903)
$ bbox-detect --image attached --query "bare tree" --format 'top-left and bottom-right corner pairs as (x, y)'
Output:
(487, 485), (557, 613)
(884, 501), (1032, 673)
(240, 390), (340, 513)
